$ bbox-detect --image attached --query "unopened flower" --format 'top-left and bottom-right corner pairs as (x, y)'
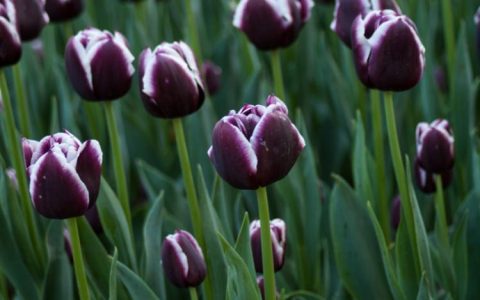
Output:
(14, 0), (49, 41)
(208, 95), (305, 189)
(45, 0), (84, 22)
(256, 275), (279, 299)
(416, 119), (454, 173)
(202, 60), (222, 95)
(23, 131), (102, 219)
(414, 158), (452, 194)
(0, 0), (22, 67)
(250, 218), (286, 273)
(65, 28), (135, 101)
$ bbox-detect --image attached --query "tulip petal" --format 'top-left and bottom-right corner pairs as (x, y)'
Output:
(65, 36), (96, 100)
(331, 0), (370, 48)
(176, 231), (207, 286)
(29, 149), (89, 219)
(75, 140), (102, 207)
(162, 235), (189, 287)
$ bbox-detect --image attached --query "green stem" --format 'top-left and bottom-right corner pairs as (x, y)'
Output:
(441, 0), (455, 87)
(184, 0), (202, 60)
(271, 51), (286, 101)
(189, 287), (198, 300)
(370, 90), (389, 239)
(0, 71), (43, 265)
(13, 65), (31, 137)
(256, 187), (276, 300)
(67, 218), (90, 300)
(434, 175), (449, 250)
(103, 102), (132, 227)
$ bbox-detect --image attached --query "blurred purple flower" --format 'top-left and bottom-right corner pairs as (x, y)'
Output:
(250, 218), (286, 273)
(0, 0), (22, 66)
(414, 158), (452, 194)
(14, 0), (49, 41)
(201, 60), (222, 96)
(45, 0), (84, 22)
(416, 119), (454, 174)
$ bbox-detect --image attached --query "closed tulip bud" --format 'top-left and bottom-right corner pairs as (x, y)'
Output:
(138, 41), (205, 118)
(256, 275), (279, 299)
(201, 60), (222, 96)
(65, 28), (135, 101)
(233, 0), (314, 51)
(161, 230), (206, 288)
(351, 10), (425, 91)
(208, 95), (305, 189)
(433, 65), (448, 93)
(390, 195), (400, 230)
(23, 131), (103, 219)
(45, 0), (84, 22)
(250, 218), (286, 273)
(0, 0), (22, 67)
(14, 0), (49, 41)
(414, 158), (452, 194)
(416, 119), (454, 173)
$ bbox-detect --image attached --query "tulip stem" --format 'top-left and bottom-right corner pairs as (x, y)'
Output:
(441, 0), (455, 86)
(13, 65), (31, 137)
(370, 90), (389, 239)
(256, 186), (276, 300)
(434, 175), (450, 251)
(67, 217), (90, 300)
(189, 287), (198, 300)
(271, 51), (286, 102)
(0, 71), (44, 266)
(104, 102), (132, 228)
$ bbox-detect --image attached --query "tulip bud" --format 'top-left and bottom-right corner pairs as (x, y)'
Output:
(208, 95), (305, 189)
(433, 65), (448, 94)
(390, 195), (400, 230)
(250, 218), (286, 273)
(23, 131), (103, 219)
(201, 60), (222, 96)
(85, 205), (103, 234)
(65, 28), (135, 101)
(138, 41), (205, 118)
(161, 230), (207, 288)
(45, 0), (84, 22)
(0, 0), (22, 67)
(256, 275), (279, 299)
(351, 10), (425, 91)
(14, 0), (49, 41)
(233, 0), (314, 51)
(416, 119), (454, 173)
(414, 158), (452, 194)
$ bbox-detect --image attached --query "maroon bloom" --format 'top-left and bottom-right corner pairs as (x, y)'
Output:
(414, 158), (453, 194)
(14, 0), (49, 41)
(416, 119), (454, 173)
(45, 0), (84, 22)
(250, 218), (286, 273)
(0, 0), (22, 66)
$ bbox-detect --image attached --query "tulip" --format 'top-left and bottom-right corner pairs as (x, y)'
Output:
(138, 41), (204, 118)
(161, 230), (207, 288)
(201, 60), (222, 96)
(85, 205), (103, 234)
(414, 158), (452, 194)
(351, 9), (425, 91)
(233, 0), (314, 50)
(208, 95), (305, 190)
(0, 0), (22, 67)
(14, 0), (49, 41)
(390, 195), (400, 230)
(65, 28), (135, 101)
(250, 218), (286, 273)
(23, 131), (102, 219)
(433, 65), (448, 93)
(45, 0), (84, 22)
(416, 119), (454, 174)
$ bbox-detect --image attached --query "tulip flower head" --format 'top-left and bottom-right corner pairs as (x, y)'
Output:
(351, 9), (425, 91)
(14, 0), (49, 41)
(65, 28), (135, 101)
(45, 0), (84, 22)
(138, 41), (205, 118)
(0, 0), (22, 67)
(414, 158), (452, 194)
(250, 218), (287, 273)
(233, 0), (314, 50)
(201, 60), (222, 96)
(23, 131), (102, 219)
(208, 95), (305, 190)
(416, 119), (454, 174)
(161, 230), (207, 288)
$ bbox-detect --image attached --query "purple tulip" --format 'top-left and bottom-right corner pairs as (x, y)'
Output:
(0, 0), (22, 67)
(138, 41), (205, 118)
(433, 65), (448, 93)
(22, 131), (103, 219)
(65, 28), (135, 101)
(208, 95), (305, 189)
(256, 275), (279, 299)
(14, 0), (49, 41)
(390, 195), (400, 230)
(233, 0), (314, 50)
(45, 0), (84, 22)
(161, 230), (207, 288)
(201, 60), (222, 96)
(351, 9), (425, 91)
(414, 158), (452, 194)
(416, 119), (454, 173)
(250, 218), (286, 273)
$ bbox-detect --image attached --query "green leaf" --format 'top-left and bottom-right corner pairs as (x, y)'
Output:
(115, 260), (159, 300)
(452, 213), (468, 300)
(395, 219), (419, 300)
(416, 274), (432, 300)
(352, 112), (374, 205)
(234, 213), (256, 280)
(109, 248), (119, 300)
(329, 176), (392, 300)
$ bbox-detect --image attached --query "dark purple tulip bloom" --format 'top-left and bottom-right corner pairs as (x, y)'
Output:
(201, 60), (222, 96)
(351, 10), (425, 91)
(390, 195), (400, 230)
(414, 158), (452, 194)
(14, 0), (49, 41)
(256, 275), (280, 299)
(161, 230), (206, 288)
(22, 131), (103, 219)
(233, 0), (314, 51)
(45, 0), (84, 22)
(0, 0), (22, 67)
(65, 28), (135, 101)
(138, 41), (205, 118)
(416, 119), (454, 173)
(434, 65), (448, 93)
(208, 96), (305, 189)
(250, 218), (286, 273)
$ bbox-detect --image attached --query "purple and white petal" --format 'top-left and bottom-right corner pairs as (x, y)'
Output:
(74, 140), (102, 207)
